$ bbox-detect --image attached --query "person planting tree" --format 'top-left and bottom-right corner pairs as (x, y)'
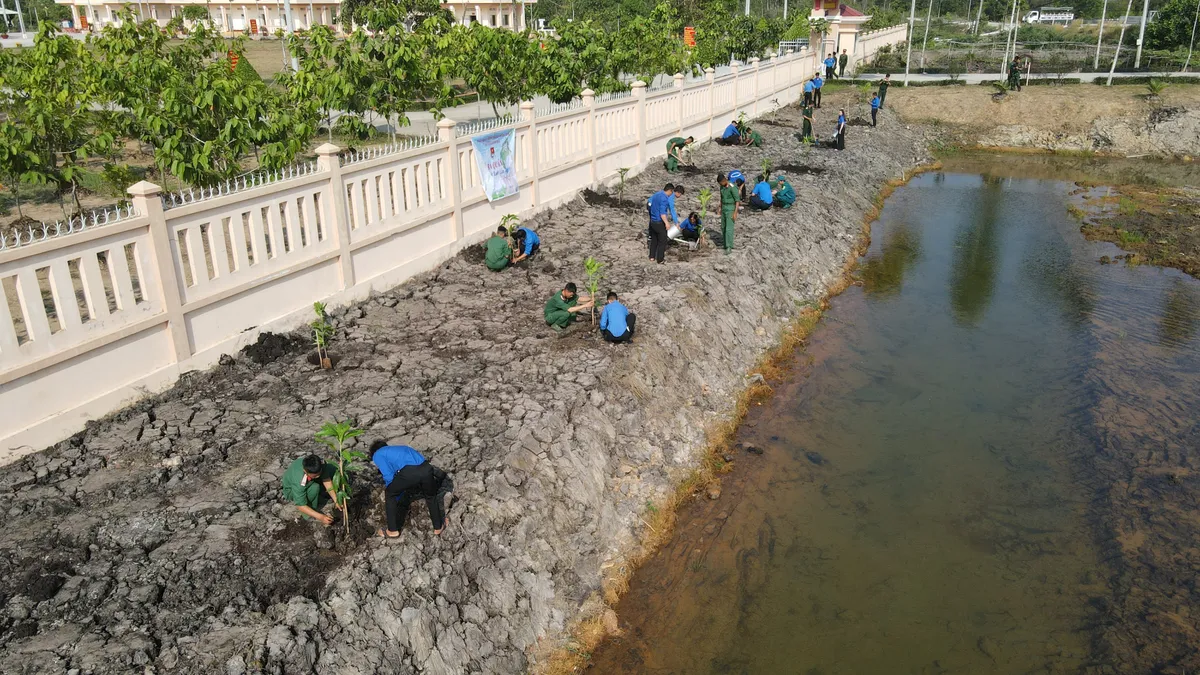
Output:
(370, 441), (452, 538)
(281, 454), (342, 526)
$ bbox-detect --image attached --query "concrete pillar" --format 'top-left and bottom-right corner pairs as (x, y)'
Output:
(437, 119), (465, 242)
(632, 80), (648, 166)
(128, 181), (191, 363)
(315, 143), (355, 290)
(520, 101), (540, 206)
(582, 88), (597, 187)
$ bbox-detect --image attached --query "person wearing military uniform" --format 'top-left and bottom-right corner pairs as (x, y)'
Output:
(801, 104), (815, 142)
(717, 172), (740, 253)
(878, 73), (891, 109)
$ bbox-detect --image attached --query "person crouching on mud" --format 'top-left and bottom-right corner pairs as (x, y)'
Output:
(282, 454), (343, 526)
(371, 441), (453, 539)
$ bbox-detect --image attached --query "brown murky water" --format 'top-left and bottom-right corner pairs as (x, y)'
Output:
(589, 166), (1200, 674)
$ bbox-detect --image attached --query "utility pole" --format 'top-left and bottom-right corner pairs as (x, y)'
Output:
(745, 0), (750, 17)
(904, 0), (918, 84)
(1108, 0), (1136, 84)
(974, 0), (983, 34)
(1183, 0), (1200, 72)
(1133, 0), (1150, 68)
(12, 0), (25, 36)
(784, 0), (788, 21)
(1095, 0), (1108, 70)
(920, 0), (934, 69)
(283, 0), (298, 71)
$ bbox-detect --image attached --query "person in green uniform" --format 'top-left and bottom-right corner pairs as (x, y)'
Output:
(282, 454), (341, 526)
(740, 128), (763, 147)
(838, 49), (849, 78)
(1007, 57), (1022, 91)
(484, 226), (512, 271)
(772, 175), (796, 209)
(878, 73), (891, 110)
(664, 136), (694, 172)
(801, 104), (815, 142)
(544, 282), (593, 330)
(717, 172), (739, 253)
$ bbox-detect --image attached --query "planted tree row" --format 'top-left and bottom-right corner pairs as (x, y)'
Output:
(0, 1), (828, 219)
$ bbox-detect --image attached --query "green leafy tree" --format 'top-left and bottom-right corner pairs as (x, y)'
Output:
(1146, 0), (1200, 50)
(0, 23), (116, 217)
(453, 23), (541, 116)
(0, 124), (38, 218)
(357, 13), (455, 142)
(94, 12), (301, 187)
(610, 2), (691, 83)
(339, 0), (451, 31)
(286, 24), (373, 143)
(535, 18), (625, 103)
(315, 420), (366, 534)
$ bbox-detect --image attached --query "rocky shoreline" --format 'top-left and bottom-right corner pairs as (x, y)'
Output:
(972, 105), (1200, 158)
(0, 90), (929, 675)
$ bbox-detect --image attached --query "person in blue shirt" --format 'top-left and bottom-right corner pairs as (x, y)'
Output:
(371, 441), (452, 538)
(836, 108), (847, 150)
(511, 226), (540, 263)
(870, 94), (881, 127)
(678, 211), (701, 241)
(599, 291), (636, 343)
(647, 183), (675, 264)
(748, 175), (773, 210)
(824, 54), (836, 79)
(813, 73), (824, 108)
(717, 119), (741, 146)
(647, 184), (683, 239)
(727, 169), (747, 202)
(803, 78), (815, 107)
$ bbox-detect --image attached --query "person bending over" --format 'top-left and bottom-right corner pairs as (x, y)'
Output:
(599, 291), (636, 344)
(716, 119), (741, 146)
(678, 212), (702, 241)
(281, 454), (341, 526)
(484, 226), (512, 271)
(511, 226), (540, 263)
(772, 175), (795, 209)
(749, 175), (774, 211)
(544, 282), (594, 330)
(371, 441), (452, 538)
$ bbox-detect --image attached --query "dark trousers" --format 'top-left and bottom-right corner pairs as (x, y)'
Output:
(648, 220), (668, 263)
(826, 66), (834, 79)
(836, 129), (846, 150)
(803, 91), (812, 106)
(871, 108), (878, 127)
(814, 88), (822, 108)
(749, 195), (771, 210)
(385, 462), (447, 532)
(602, 314), (636, 343)
(715, 135), (738, 146)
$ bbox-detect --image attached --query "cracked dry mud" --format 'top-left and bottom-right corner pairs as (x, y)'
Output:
(0, 92), (930, 674)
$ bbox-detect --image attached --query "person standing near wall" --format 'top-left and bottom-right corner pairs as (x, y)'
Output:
(803, 76), (815, 107)
(839, 49), (849, 77)
(878, 73), (891, 109)
(813, 72), (824, 108)
(717, 172), (739, 254)
(824, 53), (837, 78)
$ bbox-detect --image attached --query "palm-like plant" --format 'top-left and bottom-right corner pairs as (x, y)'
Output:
(311, 301), (333, 369)
(315, 420), (366, 534)
(500, 213), (520, 236)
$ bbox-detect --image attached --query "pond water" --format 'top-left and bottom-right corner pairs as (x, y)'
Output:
(588, 164), (1200, 674)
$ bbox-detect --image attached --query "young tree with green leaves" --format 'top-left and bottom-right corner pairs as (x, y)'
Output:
(534, 18), (626, 102)
(286, 24), (373, 143)
(0, 23), (116, 217)
(358, 9), (457, 142)
(315, 420), (367, 534)
(453, 23), (541, 117)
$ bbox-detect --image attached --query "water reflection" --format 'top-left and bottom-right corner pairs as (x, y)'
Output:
(1159, 279), (1199, 347)
(948, 174), (1003, 325)
(860, 221), (921, 296)
(589, 168), (1200, 675)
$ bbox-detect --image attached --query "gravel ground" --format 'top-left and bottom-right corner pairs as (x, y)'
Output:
(0, 90), (930, 675)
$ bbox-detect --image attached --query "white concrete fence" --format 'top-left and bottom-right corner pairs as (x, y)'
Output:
(0, 34), (905, 463)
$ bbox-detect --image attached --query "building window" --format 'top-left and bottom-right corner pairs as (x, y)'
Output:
(503, 13), (510, 25)
(490, 14), (496, 25)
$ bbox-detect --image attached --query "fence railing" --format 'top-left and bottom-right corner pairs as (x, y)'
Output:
(0, 33), (906, 463)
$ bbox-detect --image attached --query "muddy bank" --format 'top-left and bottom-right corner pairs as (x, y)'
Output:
(1075, 185), (1200, 278)
(889, 85), (1200, 158)
(0, 93), (928, 675)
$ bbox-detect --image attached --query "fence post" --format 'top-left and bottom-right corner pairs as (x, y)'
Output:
(520, 101), (541, 207)
(705, 67), (716, 139)
(438, 119), (465, 242)
(632, 80), (647, 166)
(730, 62), (741, 118)
(674, 72), (685, 136)
(128, 181), (190, 363)
(315, 143), (355, 291)
(749, 57), (761, 115)
(582, 88), (598, 188)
